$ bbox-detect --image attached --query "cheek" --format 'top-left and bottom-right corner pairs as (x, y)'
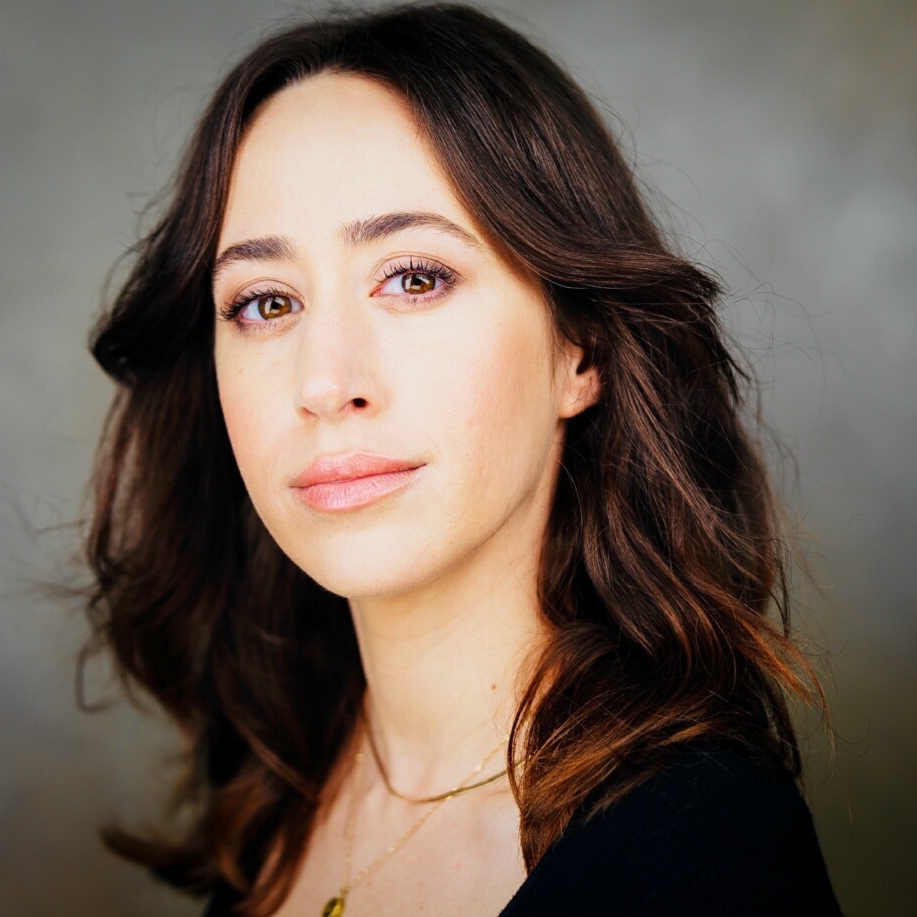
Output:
(445, 315), (559, 477)
(215, 352), (280, 501)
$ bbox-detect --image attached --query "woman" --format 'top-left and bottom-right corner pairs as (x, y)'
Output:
(85, 4), (841, 915)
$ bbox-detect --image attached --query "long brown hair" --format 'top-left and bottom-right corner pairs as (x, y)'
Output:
(85, 4), (824, 914)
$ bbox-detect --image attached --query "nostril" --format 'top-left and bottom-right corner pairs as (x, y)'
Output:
(352, 397), (368, 409)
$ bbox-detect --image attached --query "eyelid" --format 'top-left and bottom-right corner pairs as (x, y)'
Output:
(372, 256), (458, 299)
(375, 255), (456, 281)
(216, 254), (459, 327)
(218, 284), (304, 326)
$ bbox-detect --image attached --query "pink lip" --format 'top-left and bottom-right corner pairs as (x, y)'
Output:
(291, 453), (424, 512)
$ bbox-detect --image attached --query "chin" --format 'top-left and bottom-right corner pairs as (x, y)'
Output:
(304, 559), (435, 602)
(286, 535), (443, 602)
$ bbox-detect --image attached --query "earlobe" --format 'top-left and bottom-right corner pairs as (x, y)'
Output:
(559, 351), (601, 419)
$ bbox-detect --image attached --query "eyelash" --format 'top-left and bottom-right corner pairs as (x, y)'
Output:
(376, 257), (456, 299)
(218, 286), (294, 324)
(218, 258), (456, 329)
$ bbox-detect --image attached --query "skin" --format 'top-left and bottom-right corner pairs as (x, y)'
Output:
(213, 73), (599, 916)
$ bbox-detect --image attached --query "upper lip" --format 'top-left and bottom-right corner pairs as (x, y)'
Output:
(290, 452), (423, 488)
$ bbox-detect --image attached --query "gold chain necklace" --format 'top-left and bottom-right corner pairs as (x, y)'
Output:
(365, 718), (510, 803)
(321, 729), (509, 917)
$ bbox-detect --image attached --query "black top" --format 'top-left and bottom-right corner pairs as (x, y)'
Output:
(204, 745), (842, 916)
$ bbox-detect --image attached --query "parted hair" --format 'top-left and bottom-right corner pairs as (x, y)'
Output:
(85, 4), (823, 915)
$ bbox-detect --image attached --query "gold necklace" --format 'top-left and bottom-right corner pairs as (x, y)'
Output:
(321, 730), (509, 917)
(365, 719), (510, 803)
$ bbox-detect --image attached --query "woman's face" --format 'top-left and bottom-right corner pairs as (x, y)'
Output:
(213, 73), (597, 601)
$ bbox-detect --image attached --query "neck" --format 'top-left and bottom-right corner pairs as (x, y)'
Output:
(348, 534), (548, 795)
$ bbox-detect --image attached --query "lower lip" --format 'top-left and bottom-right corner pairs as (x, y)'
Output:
(294, 467), (421, 512)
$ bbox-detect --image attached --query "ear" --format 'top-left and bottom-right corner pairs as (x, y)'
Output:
(557, 343), (601, 420)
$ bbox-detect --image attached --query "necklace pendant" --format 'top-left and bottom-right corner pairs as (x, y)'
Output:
(322, 895), (345, 917)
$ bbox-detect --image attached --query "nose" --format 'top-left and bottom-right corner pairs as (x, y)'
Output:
(293, 294), (379, 421)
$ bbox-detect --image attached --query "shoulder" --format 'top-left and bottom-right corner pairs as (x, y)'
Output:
(501, 744), (842, 917)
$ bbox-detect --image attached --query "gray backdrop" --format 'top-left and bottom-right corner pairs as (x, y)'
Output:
(2, 1), (915, 914)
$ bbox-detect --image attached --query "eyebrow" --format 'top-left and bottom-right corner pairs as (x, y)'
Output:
(338, 211), (481, 249)
(212, 235), (296, 281)
(212, 211), (480, 283)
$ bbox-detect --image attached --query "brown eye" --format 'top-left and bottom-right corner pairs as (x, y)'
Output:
(257, 295), (294, 319)
(401, 272), (436, 294)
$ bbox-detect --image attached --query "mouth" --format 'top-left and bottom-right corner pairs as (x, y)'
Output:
(291, 453), (424, 513)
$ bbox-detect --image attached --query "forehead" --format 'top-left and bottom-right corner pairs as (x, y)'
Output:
(220, 73), (467, 246)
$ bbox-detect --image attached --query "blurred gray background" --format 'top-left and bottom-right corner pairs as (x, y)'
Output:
(1, 0), (914, 914)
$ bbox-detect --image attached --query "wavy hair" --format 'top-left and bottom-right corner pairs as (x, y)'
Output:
(85, 4), (824, 914)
